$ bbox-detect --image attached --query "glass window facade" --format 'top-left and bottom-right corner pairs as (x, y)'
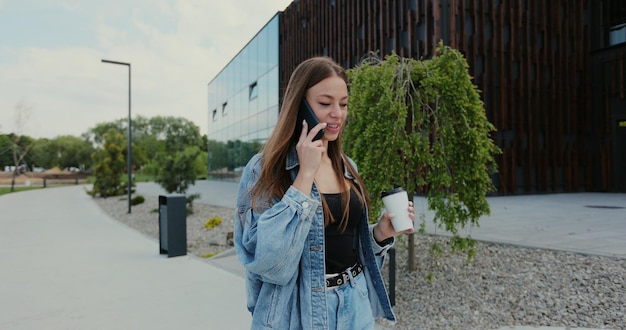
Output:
(207, 14), (279, 181)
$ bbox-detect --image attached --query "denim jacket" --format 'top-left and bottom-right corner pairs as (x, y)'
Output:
(234, 147), (396, 329)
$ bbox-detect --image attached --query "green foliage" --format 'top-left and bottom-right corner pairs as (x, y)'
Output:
(4, 114), (208, 178)
(186, 193), (200, 214)
(89, 129), (128, 197)
(345, 43), (501, 261)
(207, 139), (262, 178)
(204, 216), (222, 230)
(83, 115), (204, 173)
(155, 146), (201, 194)
(0, 134), (14, 167)
(29, 135), (94, 170)
(131, 195), (145, 205)
(134, 134), (165, 172)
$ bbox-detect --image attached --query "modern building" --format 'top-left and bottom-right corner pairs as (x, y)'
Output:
(206, 15), (280, 179)
(207, 0), (626, 194)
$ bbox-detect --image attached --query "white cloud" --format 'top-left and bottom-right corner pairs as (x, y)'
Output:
(0, 0), (293, 139)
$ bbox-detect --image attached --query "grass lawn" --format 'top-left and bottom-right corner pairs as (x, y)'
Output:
(0, 186), (43, 196)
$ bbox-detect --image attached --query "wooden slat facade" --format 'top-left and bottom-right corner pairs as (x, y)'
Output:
(278, 0), (626, 194)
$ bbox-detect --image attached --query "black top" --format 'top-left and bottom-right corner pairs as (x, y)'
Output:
(323, 188), (362, 274)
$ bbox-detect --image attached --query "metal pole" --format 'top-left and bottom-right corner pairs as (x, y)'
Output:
(389, 247), (396, 306)
(127, 64), (132, 214)
(101, 59), (132, 214)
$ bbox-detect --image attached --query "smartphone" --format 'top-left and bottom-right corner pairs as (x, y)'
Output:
(298, 99), (325, 141)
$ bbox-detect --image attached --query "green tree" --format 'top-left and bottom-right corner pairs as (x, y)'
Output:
(155, 145), (202, 213)
(134, 134), (165, 175)
(207, 139), (229, 175)
(149, 115), (203, 194)
(345, 44), (500, 270)
(0, 135), (13, 168)
(27, 138), (54, 169)
(85, 115), (202, 173)
(156, 116), (202, 154)
(193, 150), (208, 179)
(90, 129), (127, 197)
(84, 120), (125, 146)
(30, 136), (94, 170)
(156, 146), (201, 194)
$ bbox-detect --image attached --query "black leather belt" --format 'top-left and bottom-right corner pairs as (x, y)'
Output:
(325, 261), (364, 288)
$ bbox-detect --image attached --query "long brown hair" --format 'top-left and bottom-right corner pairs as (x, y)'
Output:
(249, 57), (370, 230)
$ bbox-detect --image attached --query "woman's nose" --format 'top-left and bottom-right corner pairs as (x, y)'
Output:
(329, 103), (342, 117)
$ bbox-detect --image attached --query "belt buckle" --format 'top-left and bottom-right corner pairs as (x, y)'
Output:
(325, 262), (362, 289)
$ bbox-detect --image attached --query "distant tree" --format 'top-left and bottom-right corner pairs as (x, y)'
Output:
(200, 134), (208, 152)
(157, 116), (202, 154)
(155, 145), (202, 213)
(207, 139), (229, 174)
(26, 138), (51, 169)
(90, 129), (127, 197)
(85, 120), (125, 146)
(156, 146), (201, 194)
(10, 100), (35, 192)
(133, 134), (165, 171)
(29, 136), (94, 170)
(193, 150), (208, 179)
(85, 115), (202, 172)
(0, 135), (13, 168)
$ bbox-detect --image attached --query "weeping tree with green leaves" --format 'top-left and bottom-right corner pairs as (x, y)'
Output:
(344, 44), (500, 271)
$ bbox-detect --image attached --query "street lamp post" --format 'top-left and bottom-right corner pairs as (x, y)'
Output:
(101, 59), (132, 214)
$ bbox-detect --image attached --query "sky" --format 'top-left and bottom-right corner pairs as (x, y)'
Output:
(0, 0), (293, 139)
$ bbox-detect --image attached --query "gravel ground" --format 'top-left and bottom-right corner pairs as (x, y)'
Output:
(95, 196), (625, 330)
(94, 196), (235, 258)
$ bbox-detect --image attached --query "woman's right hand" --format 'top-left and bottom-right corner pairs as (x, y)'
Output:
(293, 120), (326, 195)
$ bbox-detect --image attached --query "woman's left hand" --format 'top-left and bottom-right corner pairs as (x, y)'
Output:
(373, 201), (415, 243)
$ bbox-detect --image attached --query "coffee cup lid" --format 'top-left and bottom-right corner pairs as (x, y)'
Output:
(380, 187), (405, 198)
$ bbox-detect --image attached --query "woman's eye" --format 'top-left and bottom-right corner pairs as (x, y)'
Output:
(319, 103), (330, 106)
(341, 103), (348, 108)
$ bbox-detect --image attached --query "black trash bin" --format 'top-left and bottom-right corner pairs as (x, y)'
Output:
(158, 195), (187, 257)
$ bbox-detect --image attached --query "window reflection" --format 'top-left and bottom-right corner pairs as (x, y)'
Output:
(207, 14), (280, 181)
(610, 24), (626, 46)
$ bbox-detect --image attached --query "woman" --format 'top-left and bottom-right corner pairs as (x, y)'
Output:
(234, 57), (415, 329)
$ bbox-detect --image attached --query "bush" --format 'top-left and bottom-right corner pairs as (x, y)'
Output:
(204, 217), (222, 230)
(131, 195), (145, 205)
(186, 192), (200, 214)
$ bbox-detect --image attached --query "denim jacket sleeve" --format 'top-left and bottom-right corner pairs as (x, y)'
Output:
(234, 154), (321, 286)
(369, 223), (394, 257)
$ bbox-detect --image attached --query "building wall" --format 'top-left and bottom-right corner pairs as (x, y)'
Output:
(207, 14), (280, 180)
(278, 0), (626, 193)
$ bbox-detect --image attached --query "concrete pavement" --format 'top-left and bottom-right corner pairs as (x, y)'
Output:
(1, 181), (624, 329)
(0, 185), (251, 330)
(135, 181), (626, 258)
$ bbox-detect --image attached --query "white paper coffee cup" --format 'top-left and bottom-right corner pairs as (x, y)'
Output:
(381, 187), (413, 232)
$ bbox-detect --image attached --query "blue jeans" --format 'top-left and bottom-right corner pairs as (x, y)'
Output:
(326, 271), (375, 330)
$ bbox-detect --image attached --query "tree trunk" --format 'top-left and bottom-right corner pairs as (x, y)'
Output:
(10, 170), (16, 192)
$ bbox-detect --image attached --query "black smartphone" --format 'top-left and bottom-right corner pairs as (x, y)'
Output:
(298, 99), (325, 141)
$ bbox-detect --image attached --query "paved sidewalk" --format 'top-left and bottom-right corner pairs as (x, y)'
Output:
(135, 181), (626, 258)
(0, 185), (251, 330)
(1, 182), (624, 330)
(416, 192), (626, 258)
